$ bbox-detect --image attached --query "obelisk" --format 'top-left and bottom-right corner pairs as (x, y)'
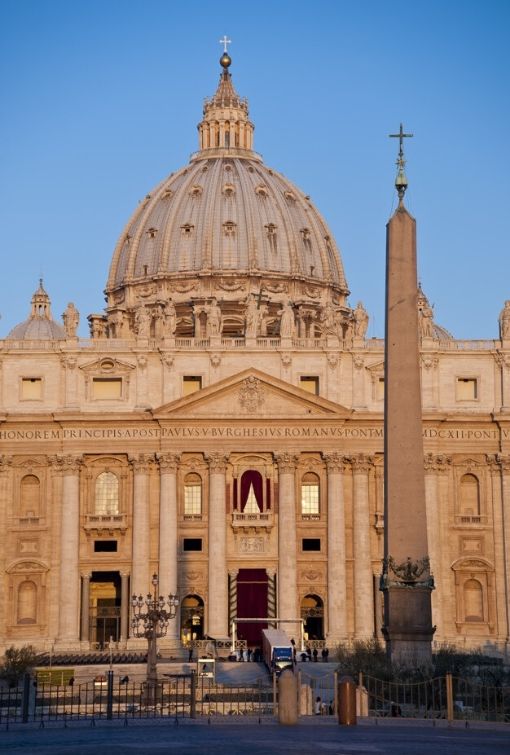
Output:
(381, 125), (435, 666)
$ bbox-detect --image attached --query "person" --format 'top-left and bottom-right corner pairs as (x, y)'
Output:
(321, 647), (327, 662)
(290, 638), (297, 665)
(188, 645), (193, 662)
(306, 645), (312, 661)
(315, 696), (322, 715)
(247, 647), (252, 662)
(324, 647), (329, 662)
(312, 647), (318, 662)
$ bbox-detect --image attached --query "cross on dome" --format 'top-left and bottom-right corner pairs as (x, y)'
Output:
(389, 123), (413, 203)
(219, 35), (231, 53)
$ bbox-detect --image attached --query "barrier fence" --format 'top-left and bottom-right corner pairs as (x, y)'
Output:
(1, 672), (509, 726)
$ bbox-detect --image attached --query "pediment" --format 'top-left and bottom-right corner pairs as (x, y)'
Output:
(152, 368), (351, 419)
(79, 357), (135, 374)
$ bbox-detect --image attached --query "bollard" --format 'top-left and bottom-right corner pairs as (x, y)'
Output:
(337, 675), (357, 726)
(278, 670), (298, 725)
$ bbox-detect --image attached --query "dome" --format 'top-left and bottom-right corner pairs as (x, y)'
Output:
(7, 280), (66, 341)
(101, 55), (353, 341)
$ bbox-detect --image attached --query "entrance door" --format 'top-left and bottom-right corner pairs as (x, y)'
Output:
(236, 569), (268, 648)
(89, 571), (121, 649)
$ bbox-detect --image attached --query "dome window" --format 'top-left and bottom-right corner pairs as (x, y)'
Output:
(181, 223), (194, 237)
(162, 188), (173, 200)
(255, 185), (268, 198)
(265, 224), (278, 254)
(189, 185), (203, 198)
(284, 190), (296, 203)
(146, 227), (158, 239)
(301, 228), (312, 253)
(224, 163), (233, 172)
(223, 221), (237, 237)
(223, 184), (235, 198)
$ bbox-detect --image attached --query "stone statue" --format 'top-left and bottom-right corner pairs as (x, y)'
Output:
(278, 299), (295, 338)
(245, 294), (260, 338)
(419, 303), (435, 338)
(62, 302), (79, 338)
(134, 305), (151, 338)
(353, 302), (369, 338)
(164, 299), (177, 336)
(205, 298), (222, 336)
(499, 300), (510, 339)
(319, 301), (338, 336)
(108, 310), (125, 338)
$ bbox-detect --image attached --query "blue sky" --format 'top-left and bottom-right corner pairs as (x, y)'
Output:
(1, 0), (509, 339)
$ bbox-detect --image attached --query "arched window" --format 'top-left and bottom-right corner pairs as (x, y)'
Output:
(95, 472), (119, 516)
(20, 474), (40, 517)
(464, 578), (484, 621)
(17, 580), (37, 624)
(240, 470), (263, 513)
(301, 472), (320, 516)
(184, 473), (202, 516)
(459, 474), (480, 517)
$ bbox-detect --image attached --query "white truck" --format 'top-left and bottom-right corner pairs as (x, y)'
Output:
(261, 628), (294, 675)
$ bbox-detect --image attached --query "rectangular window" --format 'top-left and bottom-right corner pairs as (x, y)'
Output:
(456, 378), (478, 401)
(301, 484), (320, 515)
(21, 377), (42, 400)
(92, 377), (122, 399)
(183, 538), (202, 552)
(182, 376), (202, 395)
(377, 377), (385, 401)
(300, 376), (319, 395)
(94, 540), (118, 552)
(302, 538), (321, 552)
(184, 485), (202, 516)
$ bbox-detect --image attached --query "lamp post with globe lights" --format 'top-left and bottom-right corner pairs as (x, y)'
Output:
(131, 574), (179, 702)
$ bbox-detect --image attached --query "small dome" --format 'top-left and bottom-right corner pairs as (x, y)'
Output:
(7, 280), (66, 340)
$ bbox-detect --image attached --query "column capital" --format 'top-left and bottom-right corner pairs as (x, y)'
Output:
(322, 452), (347, 473)
(59, 454), (83, 474)
(275, 451), (300, 473)
(228, 569), (239, 579)
(423, 452), (452, 474)
(350, 453), (374, 473)
(496, 453), (510, 473)
(206, 451), (229, 473)
(157, 452), (180, 472)
(129, 453), (155, 473)
(80, 571), (92, 580)
(0, 455), (13, 474)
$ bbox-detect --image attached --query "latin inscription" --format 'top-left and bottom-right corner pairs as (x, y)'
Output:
(0, 425), (507, 443)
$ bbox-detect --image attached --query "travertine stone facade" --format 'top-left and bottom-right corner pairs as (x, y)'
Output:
(1, 55), (510, 656)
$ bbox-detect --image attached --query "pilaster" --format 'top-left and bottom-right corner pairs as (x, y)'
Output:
(275, 452), (299, 631)
(206, 452), (229, 638)
(57, 454), (82, 647)
(351, 454), (374, 639)
(157, 452), (180, 642)
(323, 452), (348, 643)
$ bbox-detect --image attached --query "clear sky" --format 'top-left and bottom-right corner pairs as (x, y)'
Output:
(1, 0), (509, 339)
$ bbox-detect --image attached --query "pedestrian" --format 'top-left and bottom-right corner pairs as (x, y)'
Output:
(306, 645), (312, 661)
(188, 645), (193, 662)
(324, 647), (329, 662)
(247, 647), (252, 662)
(321, 647), (327, 662)
(315, 696), (322, 715)
(312, 647), (318, 662)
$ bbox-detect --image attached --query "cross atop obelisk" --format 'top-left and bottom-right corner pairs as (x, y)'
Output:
(389, 123), (413, 203)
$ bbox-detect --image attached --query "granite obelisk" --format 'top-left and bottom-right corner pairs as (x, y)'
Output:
(381, 126), (435, 666)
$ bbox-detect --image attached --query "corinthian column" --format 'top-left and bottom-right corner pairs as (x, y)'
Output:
(130, 454), (153, 598)
(352, 454), (374, 639)
(206, 452), (229, 638)
(275, 452), (299, 629)
(423, 453), (450, 638)
(323, 453), (347, 643)
(58, 455), (82, 646)
(157, 453), (180, 642)
(496, 454), (510, 646)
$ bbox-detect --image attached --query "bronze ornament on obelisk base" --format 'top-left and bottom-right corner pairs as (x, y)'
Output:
(380, 126), (435, 667)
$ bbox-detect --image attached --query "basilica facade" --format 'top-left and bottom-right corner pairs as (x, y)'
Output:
(1, 53), (510, 656)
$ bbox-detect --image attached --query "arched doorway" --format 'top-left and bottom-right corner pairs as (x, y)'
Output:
(301, 594), (324, 640)
(180, 594), (204, 645)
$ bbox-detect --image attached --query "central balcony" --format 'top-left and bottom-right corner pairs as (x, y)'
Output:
(231, 510), (273, 533)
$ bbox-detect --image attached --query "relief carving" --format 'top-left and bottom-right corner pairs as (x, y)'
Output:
(238, 376), (265, 413)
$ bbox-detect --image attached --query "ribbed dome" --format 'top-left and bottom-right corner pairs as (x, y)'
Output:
(100, 56), (353, 342)
(7, 281), (66, 341)
(107, 156), (347, 290)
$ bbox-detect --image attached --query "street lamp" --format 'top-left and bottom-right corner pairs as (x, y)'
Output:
(131, 574), (179, 701)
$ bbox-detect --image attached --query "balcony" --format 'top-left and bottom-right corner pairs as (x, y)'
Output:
(231, 510), (273, 532)
(84, 513), (127, 534)
(454, 515), (488, 526)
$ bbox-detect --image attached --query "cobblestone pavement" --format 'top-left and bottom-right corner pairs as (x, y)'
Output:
(0, 719), (509, 754)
